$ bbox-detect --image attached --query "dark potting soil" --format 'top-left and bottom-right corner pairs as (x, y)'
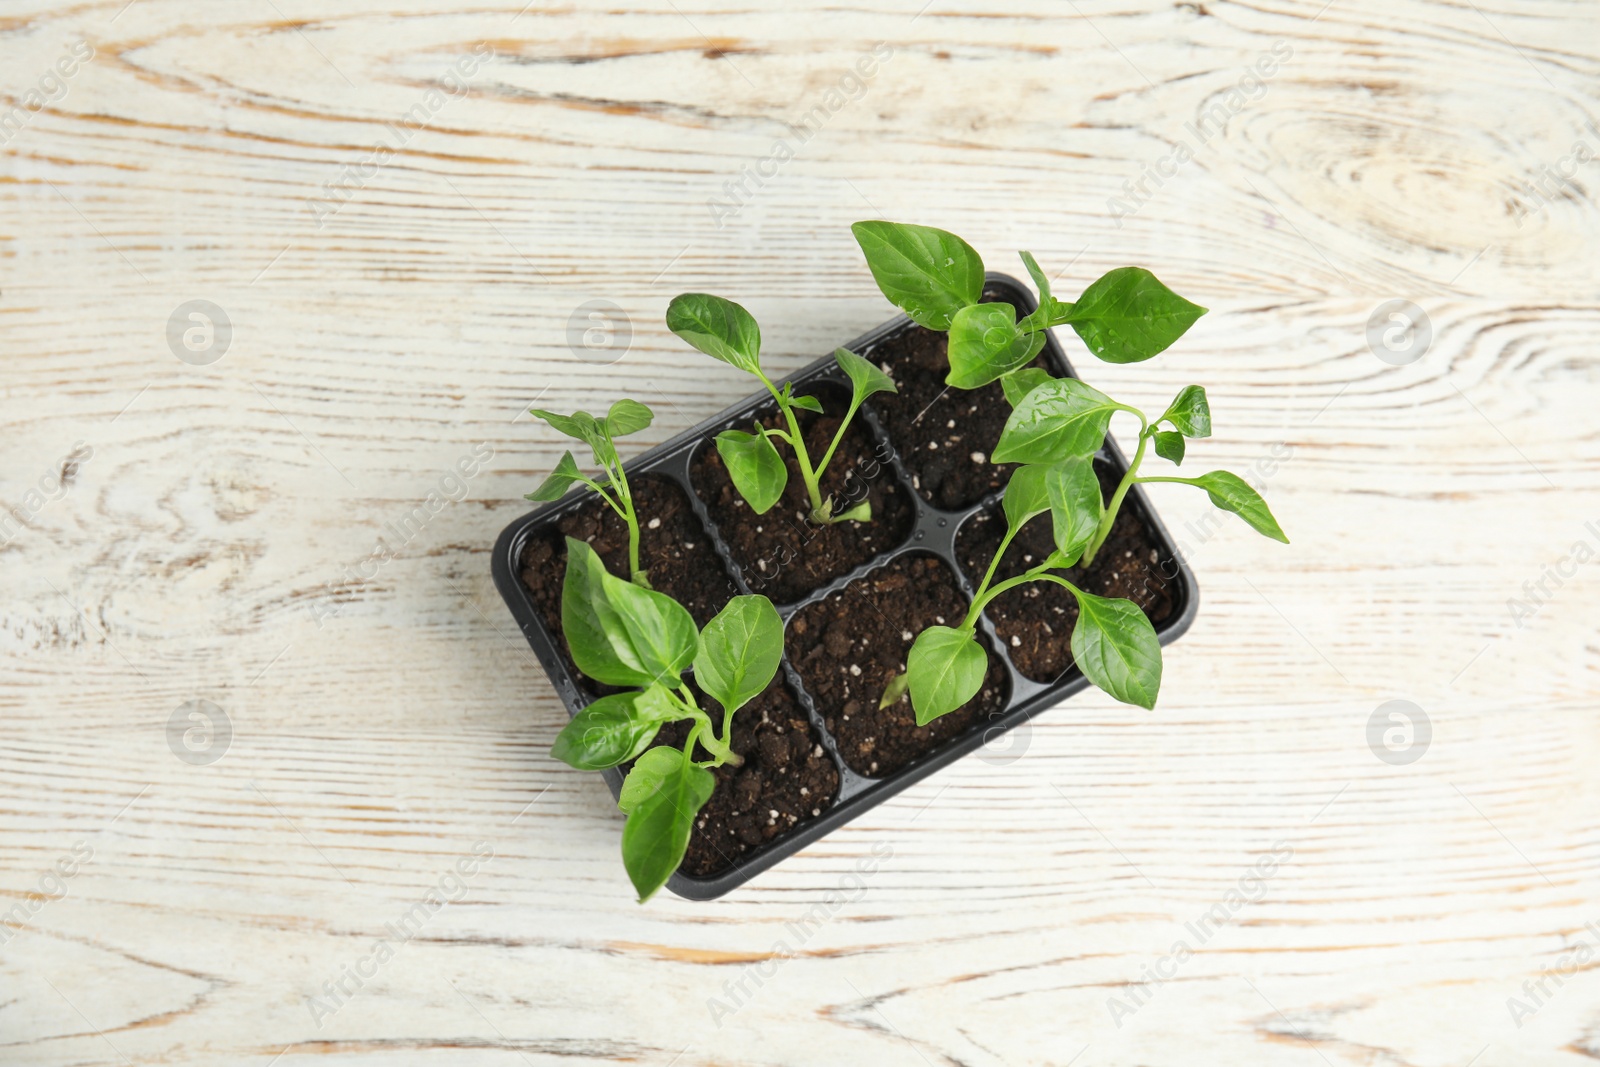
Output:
(521, 478), (837, 877)
(787, 554), (1007, 778)
(519, 475), (733, 694)
(643, 679), (839, 878)
(867, 296), (1047, 511)
(955, 463), (1180, 683)
(691, 396), (913, 605)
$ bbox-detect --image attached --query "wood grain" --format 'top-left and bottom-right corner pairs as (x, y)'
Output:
(2, 0), (1598, 1063)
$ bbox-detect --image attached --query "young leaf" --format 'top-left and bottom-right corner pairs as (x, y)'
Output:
(605, 398), (654, 438)
(694, 595), (783, 715)
(1069, 590), (1162, 709)
(562, 538), (698, 687)
(906, 626), (987, 726)
(1187, 471), (1288, 543)
(1153, 431), (1186, 465)
(947, 303), (1047, 389)
(666, 293), (762, 375)
(531, 408), (607, 455)
(850, 221), (985, 331)
(1065, 268), (1207, 364)
(832, 500), (871, 523)
(527, 450), (587, 502)
(788, 394), (825, 414)
(991, 378), (1119, 464)
(1019, 250), (1052, 305)
(618, 747), (684, 813)
(1023, 295), (1077, 333)
(715, 429), (787, 514)
(589, 431), (620, 471)
(551, 686), (681, 770)
(834, 347), (897, 406)
(620, 749), (716, 902)
(1002, 463), (1051, 531)
(878, 671), (910, 709)
(1160, 385), (1211, 438)
(1046, 457), (1103, 565)
(1000, 367), (1056, 408)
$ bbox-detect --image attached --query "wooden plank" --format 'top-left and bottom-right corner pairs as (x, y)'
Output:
(2, 0), (1598, 1063)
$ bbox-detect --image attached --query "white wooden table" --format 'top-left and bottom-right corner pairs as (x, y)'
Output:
(3, 2), (1597, 1064)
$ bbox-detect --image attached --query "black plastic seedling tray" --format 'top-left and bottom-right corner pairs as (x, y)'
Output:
(491, 273), (1200, 900)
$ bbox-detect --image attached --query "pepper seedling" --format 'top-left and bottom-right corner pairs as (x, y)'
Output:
(666, 292), (896, 524)
(854, 221), (1287, 722)
(851, 220), (1209, 387)
(526, 399), (655, 586)
(551, 538), (784, 901)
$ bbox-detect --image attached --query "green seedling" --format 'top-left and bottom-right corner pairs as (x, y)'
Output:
(527, 399), (655, 586)
(551, 538), (784, 902)
(851, 220), (1208, 386)
(855, 221), (1287, 722)
(666, 292), (896, 524)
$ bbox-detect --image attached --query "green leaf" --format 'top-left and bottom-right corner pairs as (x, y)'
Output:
(1019, 250), (1052, 306)
(551, 686), (682, 770)
(1024, 296), (1077, 333)
(666, 293), (762, 375)
(715, 429), (787, 514)
(1160, 385), (1211, 438)
(531, 408), (607, 454)
(1046, 457), (1103, 565)
(1002, 463), (1051, 531)
(1069, 591), (1162, 709)
(620, 747), (715, 902)
(618, 747), (684, 813)
(991, 378), (1119, 464)
(850, 220), (985, 331)
(526, 450), (587, 503)
(1065, 268), (1207, 364)
(834, 347), (896, 406)
(1153, 431), (1186, 465)
(1187, 471), (1289, 543)
(946, 302), (1046, 389)
(1013, 251), (1086, 330)
(562, 538), (698, 687)
(788, 394), (824, 414)
(878, 671), (910, 709)
(694, 595), (783, 716)
(906, 626), (987, 726)
(605, 398), (654, 438)
(832, 500), (871, 523)
(1000, 367), (1056, 408)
